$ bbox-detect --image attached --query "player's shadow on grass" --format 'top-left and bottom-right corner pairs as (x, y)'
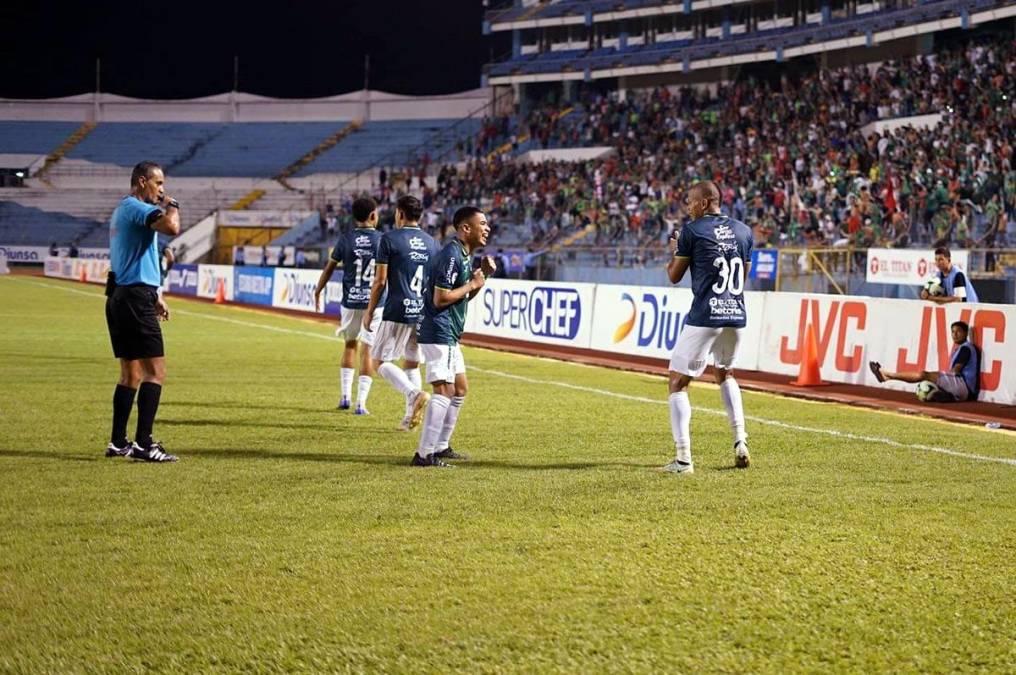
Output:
(2, 352), (107, 365)
(157, 418), (397, 433)
(466, 459), (651, 470)
(0, 449), (95, 462)
(161, 401), (332, 414)
(185, 448), (408, 466)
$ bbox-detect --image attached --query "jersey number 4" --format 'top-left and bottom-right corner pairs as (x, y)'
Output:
(410, 266), (424, 297)
(353, 258), (376, 288)
(711, 256), (745, 295)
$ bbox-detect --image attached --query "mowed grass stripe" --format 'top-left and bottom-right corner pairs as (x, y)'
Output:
(10, 276), (1012, 467)
(2, 275), (1016, 672)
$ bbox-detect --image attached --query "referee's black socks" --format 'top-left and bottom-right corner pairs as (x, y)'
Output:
(134, 382), (162, 448)
(111, 384), (136, 447)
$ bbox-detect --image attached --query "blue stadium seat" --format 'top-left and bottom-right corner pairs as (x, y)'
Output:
(0, 122), (80, 155)
(0, 202), (102, 245)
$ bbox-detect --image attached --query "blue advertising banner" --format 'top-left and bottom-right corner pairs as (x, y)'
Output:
(166, 263), (199, 296)
(750, 249), (778, 281)
(234, 266), (276, 305)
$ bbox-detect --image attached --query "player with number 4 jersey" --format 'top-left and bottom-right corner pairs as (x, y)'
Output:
(363, 195), (439, 430)
(662, 181), (754, 475)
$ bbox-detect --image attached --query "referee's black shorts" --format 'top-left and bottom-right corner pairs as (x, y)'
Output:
(105, 285), (165, 360)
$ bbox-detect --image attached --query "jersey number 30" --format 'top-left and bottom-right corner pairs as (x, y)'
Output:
(711, 256), (745, 295)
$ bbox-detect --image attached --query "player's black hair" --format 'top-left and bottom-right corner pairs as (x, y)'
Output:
(934, 246), (951, 259)
(453, 206), (483, 227)
(396, 195), (423, 222)
(951, 320), (969, 335)
(351, 196), (377, 223)
(131, 161), (161, 186)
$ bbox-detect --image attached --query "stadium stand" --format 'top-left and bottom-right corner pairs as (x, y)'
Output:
(0, 122), (81, 154)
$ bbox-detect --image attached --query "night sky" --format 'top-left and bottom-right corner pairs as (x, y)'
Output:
(0, 1), (506, 99)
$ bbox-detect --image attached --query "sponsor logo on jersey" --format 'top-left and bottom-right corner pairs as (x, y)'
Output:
(409, 236), (428, 251)
(409, 251), (430, 262)
(355, 235), (372, 247)
(714, 224), (735, 240)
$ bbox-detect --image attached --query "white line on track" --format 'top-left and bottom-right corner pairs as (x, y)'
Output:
(13, 277), (1015, 467)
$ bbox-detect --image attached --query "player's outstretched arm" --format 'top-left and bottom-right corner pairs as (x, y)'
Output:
(363, 263), (388, 329)
(313, 259), (338, 312)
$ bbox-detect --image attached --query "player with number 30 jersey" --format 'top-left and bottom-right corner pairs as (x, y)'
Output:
(662, 181), (754, 476)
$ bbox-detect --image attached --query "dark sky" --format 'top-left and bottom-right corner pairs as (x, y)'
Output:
(0, 0), (507, 99)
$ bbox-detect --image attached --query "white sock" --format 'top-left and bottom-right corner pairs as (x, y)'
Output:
(356, 375), (372, 407)
(340, 368), (354, 400)
(378, 362), (414, 396)
(417, 395), (450, 457)
(719, 378), (747, 444)
(403, 368), (423, 418)
(436, 396), (465, 450)
(669, 391), (692, 464)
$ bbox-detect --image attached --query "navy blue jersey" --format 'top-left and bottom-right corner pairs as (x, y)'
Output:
(419, 238), (472, 345)
(675, 213), (753, 328)
(376, 226), (438, 323)
(331, 227), (383, 309)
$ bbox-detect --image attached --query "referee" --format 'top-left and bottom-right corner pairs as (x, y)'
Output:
(105, 161), (180, 462)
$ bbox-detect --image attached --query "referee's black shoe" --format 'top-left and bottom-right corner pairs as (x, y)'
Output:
(433, 447), (469, 461)
(105, 441), (133, 458)
(130, 441), (178, 463)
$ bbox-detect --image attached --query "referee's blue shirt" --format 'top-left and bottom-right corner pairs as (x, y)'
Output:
(109, 196), (162, 287)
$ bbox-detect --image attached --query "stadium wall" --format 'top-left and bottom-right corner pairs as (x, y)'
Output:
(0, 89), (492, 123)
(44, 264), (1015, 406)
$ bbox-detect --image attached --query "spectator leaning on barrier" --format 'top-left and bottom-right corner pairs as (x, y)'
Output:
(923, 246), (979, 304)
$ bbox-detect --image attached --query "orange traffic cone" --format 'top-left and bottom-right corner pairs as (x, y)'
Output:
(214, 278), (226, 304)
(791, 322), (828, 386)
(79, 264), (88, 283)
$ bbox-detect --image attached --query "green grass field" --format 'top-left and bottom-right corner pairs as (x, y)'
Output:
(2, 275), (1015, 673)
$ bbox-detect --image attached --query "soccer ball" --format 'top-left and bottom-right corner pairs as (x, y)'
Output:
(915, 380), (940, 402)
(923, 277), (944, 297)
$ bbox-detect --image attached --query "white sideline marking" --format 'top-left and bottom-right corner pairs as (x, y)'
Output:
(468, 367), (1016, 467)
(15, 277), (1015, 467)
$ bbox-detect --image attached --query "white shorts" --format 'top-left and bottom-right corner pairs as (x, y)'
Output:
(336, 308), (381, 345)
(370, 320), (421, 363)
(936, 372), (970, 401)
(420, 343), (466, 384)
(669, 325), (743, 377)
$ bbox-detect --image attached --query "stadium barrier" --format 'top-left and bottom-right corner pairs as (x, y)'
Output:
(42, 260), (1014, 404)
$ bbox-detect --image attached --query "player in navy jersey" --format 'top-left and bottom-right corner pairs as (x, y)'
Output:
(314, 196), (383, 414)
(663, 181), (754, 474)
(363, 195), (438, 430)
(104, 161), (181, 462)
(412, 206), (497, 467)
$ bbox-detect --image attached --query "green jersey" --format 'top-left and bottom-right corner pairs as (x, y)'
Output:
(418, 238), (473, 345)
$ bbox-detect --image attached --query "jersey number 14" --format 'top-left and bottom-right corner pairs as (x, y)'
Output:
(353, 258), (376, 288)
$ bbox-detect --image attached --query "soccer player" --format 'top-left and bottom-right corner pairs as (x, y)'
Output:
(869, 321), (980, 402)
(362, 195), (437, 430)
(314, 196), (383, 414)
(105, 161), (180, 462)
(663, 180), (753, 474)
(413, 207), (497, 467)
(922, 247), (979, 304)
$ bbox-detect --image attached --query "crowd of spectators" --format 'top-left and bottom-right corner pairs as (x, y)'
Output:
(343, 35), (1014, 267)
